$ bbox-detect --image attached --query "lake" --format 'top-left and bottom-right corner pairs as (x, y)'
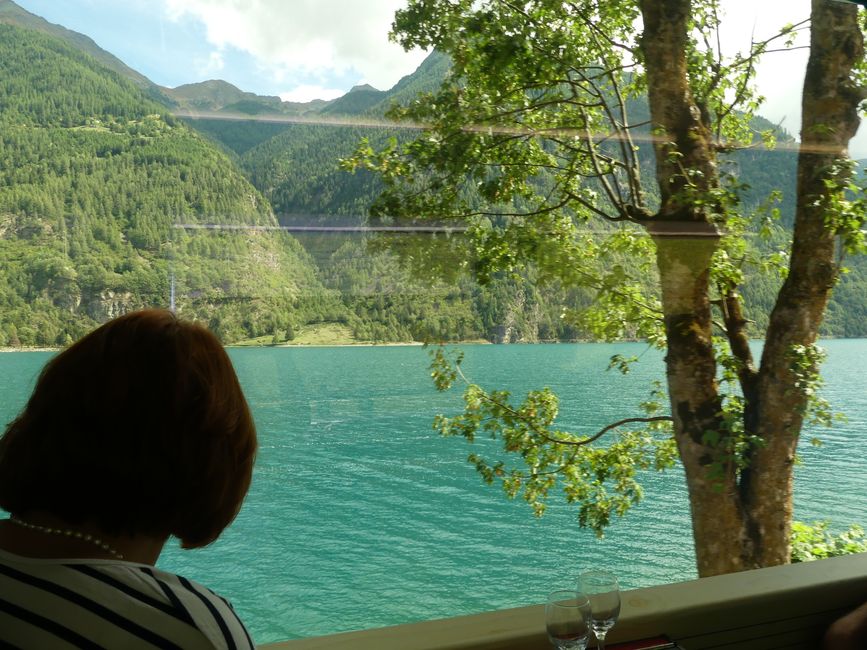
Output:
(2, 341), (867, 644)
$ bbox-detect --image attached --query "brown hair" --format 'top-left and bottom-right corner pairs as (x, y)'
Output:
(0, 309), (257, 548)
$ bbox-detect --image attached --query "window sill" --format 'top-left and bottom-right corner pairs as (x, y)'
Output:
(262, 552), (867, 649)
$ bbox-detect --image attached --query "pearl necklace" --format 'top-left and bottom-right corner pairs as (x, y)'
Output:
(8, 516), (125, 560)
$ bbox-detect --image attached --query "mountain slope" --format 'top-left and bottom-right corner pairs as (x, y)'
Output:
(320, 84), (387, 116)
(0, 0), (174, 105)
(165, 78), (330, 117)
(0, 22), (332, 345)
(4, 2), (866, 344)
(365, 50), (453, 116)
(224, 52), (452, 216)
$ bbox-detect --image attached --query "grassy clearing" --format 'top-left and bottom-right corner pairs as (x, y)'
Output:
(230, 323), (494, 347)
(232, 323), (362, 347)
(289, 323), (358, 346)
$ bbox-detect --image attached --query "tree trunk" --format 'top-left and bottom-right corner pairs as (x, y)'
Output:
(641, 0), (863, 577)
(746, 0), (864, 568)
(639, 0), (745, 576)
(654, 230), (752, 577)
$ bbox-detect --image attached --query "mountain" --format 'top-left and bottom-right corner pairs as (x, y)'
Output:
(0, 0), (174, 106)
(0, 21), (337, 345)
(164, 79), (330, 117)
(3, 0), (867, 346)
(166, 49), (452, 123)
(204, 51), (452, 216)
(168, 79), (280, 112)
(363, 50), (453, 116)
(0, 10), (510, 347)
(172, 50), (452, 222)
(320, 84), (387, 116)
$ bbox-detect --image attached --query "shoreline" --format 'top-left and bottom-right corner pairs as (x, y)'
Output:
(0, 341), (441, 353)
(234, 341), (428, 349)
(0, 339), (601, 352)
(5, 336), (863, 353)
(0, 347), (59, 353)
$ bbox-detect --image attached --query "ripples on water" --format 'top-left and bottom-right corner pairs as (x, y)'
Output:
(1, 341), (866, 644)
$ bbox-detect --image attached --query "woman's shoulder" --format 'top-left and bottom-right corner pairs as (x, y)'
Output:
(0, 550), (255, 649)
(134, 563), (256, 648)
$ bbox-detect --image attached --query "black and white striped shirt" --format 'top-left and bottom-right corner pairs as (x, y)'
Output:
(0, 548), (255, 649)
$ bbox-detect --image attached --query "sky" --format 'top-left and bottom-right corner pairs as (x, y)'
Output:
(10, 0), (867, 155)
(15, 0), (429, 102)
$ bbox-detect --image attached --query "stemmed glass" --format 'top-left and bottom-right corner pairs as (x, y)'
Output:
(545, 590), (592, 650)
(579, 570), (621, 650)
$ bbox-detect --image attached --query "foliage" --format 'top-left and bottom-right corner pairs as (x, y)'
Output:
(429, 347), (676, 534)
(790, 521), (867, 563)
(0, 23), (331, 344)
(342, 0), (768, 526)
(0, 20), (606, 347)
(345, 0), (867, 574)
(6, 7), (867, 357)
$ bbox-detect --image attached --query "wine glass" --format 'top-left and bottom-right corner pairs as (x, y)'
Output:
(579, 570), (621, 650)
(545, 590), (592, 650)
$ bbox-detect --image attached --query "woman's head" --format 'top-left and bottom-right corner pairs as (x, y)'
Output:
(0, 309), (257, 548)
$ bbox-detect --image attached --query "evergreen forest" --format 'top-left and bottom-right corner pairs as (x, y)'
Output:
(1, 1), (866, 346)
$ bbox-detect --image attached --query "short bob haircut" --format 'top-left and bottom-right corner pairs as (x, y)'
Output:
(0, 309), (257, 549)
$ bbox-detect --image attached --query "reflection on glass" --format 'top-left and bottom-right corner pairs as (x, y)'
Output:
(545, 590), (592, 650)
(579, 570), (621, 650)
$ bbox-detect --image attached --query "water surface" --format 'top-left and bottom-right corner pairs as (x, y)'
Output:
(1, 342), (865, 643)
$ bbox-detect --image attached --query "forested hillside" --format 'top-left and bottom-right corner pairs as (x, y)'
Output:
(0, 23), (336, 345)
(0, 0), (173, 105)
(189, 50), (867, 339)
(2, 0), (866, 346)
(0, 12), (559, 347)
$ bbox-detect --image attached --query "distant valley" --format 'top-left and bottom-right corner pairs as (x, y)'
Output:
(1, 0), (866, 347)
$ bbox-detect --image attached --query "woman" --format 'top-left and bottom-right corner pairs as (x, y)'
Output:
(824, 602), (867, 649)
(0, 309), (257, 648)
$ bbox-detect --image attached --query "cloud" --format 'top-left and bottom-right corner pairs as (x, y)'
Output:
(279, 85), (345, 103)
(160, 0), (427, 91)
(717, 1), (811, 136)
(159, 0), (867, 155)
(195, 49), (225, 77)
(717, 0), (866, 156)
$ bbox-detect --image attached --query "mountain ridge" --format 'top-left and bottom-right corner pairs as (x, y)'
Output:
(0, 0), (176, 105)
(4, 0), (867, 345)
(164, 78), (332, 116)
(0, 0), (442, 119)
(0, 20), (338, 345)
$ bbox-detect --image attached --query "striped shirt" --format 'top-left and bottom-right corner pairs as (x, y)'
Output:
(0, 548), (255, 649)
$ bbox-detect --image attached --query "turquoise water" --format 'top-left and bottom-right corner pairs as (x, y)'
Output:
(2, 341), (867, 644)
